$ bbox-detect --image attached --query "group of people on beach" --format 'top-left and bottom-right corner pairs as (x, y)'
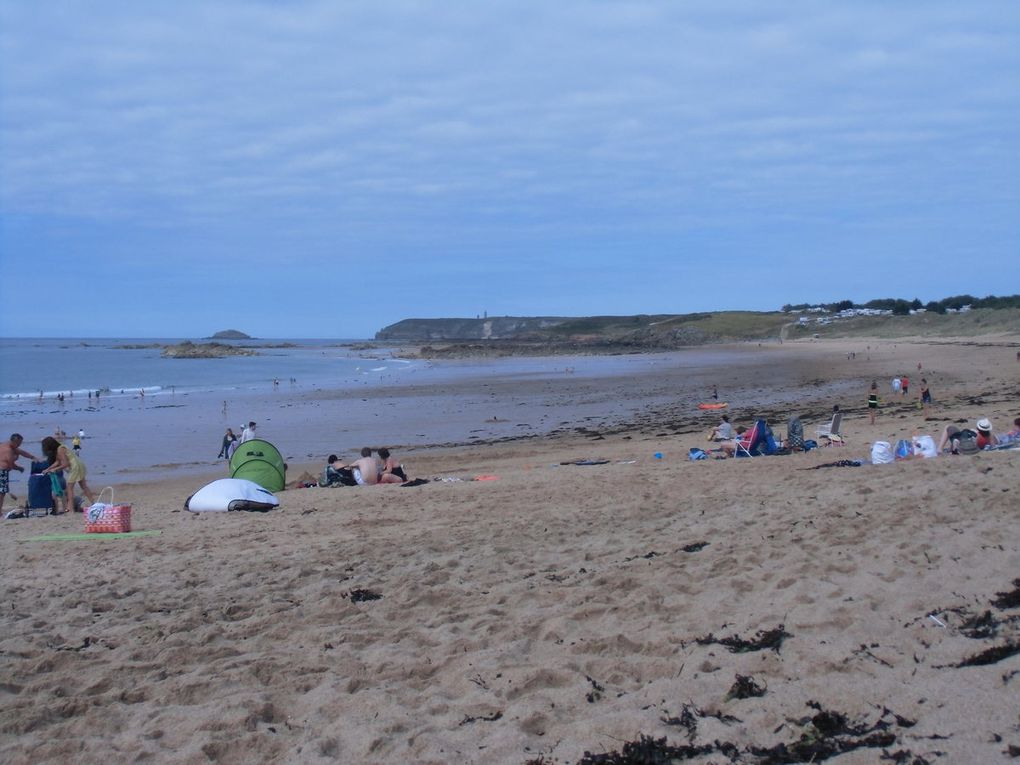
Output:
(869, 377), (933, 423)
(322, 447), (407, 487)
(216, 421), (258, 460)
(0, 432), (97, 515)
(703, 408), (1019, 460)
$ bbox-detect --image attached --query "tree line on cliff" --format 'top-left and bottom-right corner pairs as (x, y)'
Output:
(782, 293), (1020, 316)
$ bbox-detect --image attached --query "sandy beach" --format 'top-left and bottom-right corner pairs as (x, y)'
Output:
(2, 337), (1019, 764)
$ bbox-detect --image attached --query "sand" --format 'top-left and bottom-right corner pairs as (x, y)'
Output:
(2, 337), (1019, 764)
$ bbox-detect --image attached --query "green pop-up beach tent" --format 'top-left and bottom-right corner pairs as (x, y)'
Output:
(229, 439), (286, 492)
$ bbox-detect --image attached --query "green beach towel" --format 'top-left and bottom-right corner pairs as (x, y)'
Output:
(22, 530), (163, 542)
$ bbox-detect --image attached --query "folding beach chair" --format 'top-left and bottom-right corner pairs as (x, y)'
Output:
(786, 416), (805, 451)
(733, 420), (767, 457)
(816, 411), (844, 445)
(734, 419), (780, 457)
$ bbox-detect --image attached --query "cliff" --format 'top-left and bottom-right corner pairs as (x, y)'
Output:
(375, 317), (572, 341)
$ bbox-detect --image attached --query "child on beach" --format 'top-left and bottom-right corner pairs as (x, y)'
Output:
(919, 379), (932, 417)
(868, 382), (879, 425)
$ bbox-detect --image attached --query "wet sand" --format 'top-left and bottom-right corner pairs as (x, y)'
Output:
(1, 337), (1019, 763)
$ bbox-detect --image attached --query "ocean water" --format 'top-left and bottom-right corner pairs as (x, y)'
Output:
(0, 337), (389, 400)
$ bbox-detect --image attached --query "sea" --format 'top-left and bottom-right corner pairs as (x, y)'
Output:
(2, 337), (741, 487)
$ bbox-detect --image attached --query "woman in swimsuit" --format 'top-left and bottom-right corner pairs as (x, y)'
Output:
(40, 436), (96, 512)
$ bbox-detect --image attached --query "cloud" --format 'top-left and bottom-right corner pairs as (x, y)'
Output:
(1, 1), (1018, 336)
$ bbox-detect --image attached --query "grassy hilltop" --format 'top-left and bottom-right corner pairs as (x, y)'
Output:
(379, 308), (1020, 357)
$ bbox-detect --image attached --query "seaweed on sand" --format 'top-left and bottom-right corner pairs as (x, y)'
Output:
(345, 588), (382, 602)
(956, 642), (1020, 667)
(696, 625), (791, 653)
(749, 703), (901, 763)
(576, 735), (721, 764)
(725, 674), (767, 700)
(992, 578), (1020, 609)
(563, 703), (923, 765)
(959, 610), (1000, 639)
(660, 704), (699, 742)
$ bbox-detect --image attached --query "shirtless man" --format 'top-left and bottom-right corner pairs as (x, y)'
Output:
(343, 447), (380, 486)
(0, 433), (40, 512)
(345, 447), (402, 485)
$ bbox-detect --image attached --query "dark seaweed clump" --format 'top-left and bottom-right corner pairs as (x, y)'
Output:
(570, 703), (920, 764)
(696, 625), (791, 653)
(956, 642), (1020, 668)
(345, 588), (382, 602)
(959, 610), (1000, 639)
(726, 674), (767, 700)
(576, 735), (721, 764)
(991, 579), (1020, 609)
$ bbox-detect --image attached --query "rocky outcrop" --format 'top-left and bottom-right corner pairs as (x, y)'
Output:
(161, 342), (257, 359)
(209, 329), (252, 339)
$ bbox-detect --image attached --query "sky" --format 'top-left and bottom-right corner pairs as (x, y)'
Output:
(1, 1), (1018, 339)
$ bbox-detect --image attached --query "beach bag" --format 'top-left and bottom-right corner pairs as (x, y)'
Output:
(912, 435), (938, 458)
(871, 441), (894, 465)
(894, 439), (914, 460)
(688, 447), (708, 461)
(85, 487), (132, 533)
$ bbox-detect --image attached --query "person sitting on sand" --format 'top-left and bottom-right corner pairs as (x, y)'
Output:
(321, 454), (357, 487)
(40, 436), (97, 512)
(377, 448), (408, 482)
(0, 433), (40, 512)
(937, 418), (998, 453)
(711, 415), (734, 441)
(342, 448), (403, 486)
(719, 426), (750, 457)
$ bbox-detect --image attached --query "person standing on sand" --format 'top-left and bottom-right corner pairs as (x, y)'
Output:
(218, 428), (237, 459)
(240, 421), (257, 443)
(901, 375), (909, 397)
(868, 381), (879, 425)
(40, 436), (96, 512)
(919, 379), (932, 418)
(0, 434), (40, 512)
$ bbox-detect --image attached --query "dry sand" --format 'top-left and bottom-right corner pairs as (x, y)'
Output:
(2, 338), (1019, 764)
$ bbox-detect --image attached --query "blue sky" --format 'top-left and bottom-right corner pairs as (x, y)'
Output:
(1, 2), (1017, 339)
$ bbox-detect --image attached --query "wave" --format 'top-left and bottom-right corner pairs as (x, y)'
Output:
(1, 385), (164, 402)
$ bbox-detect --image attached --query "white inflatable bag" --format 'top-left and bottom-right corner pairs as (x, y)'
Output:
(912, 435), (938, 459)
(871, 441), (894, 465)
(186, 478), (279, 512)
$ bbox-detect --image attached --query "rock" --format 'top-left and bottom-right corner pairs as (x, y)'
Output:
(161, 342), (257, 359)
